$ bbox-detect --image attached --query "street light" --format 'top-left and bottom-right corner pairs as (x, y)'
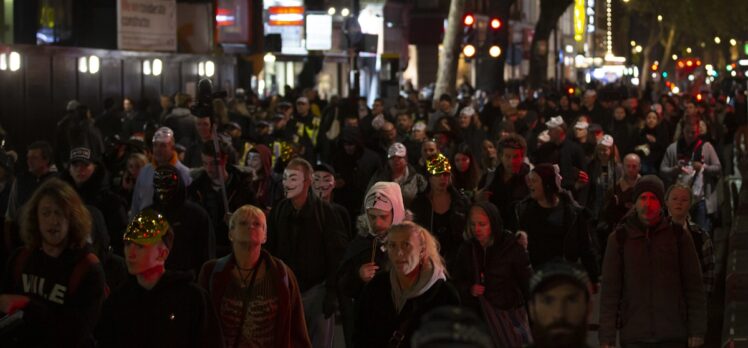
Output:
(730, 38), (738, 46)
(327, 7), (336, 16)
(714, 37), (721, 44)
(340, 8), (350, 17)
(686, 47), (692, 53)
(489, 45), (502, 57)
(630, 40), (636, 47)
(634, 45), (643, 53)
(657, 15), (662, 22)
(462, 44), (476, 58)
(672, 54), (678, 61)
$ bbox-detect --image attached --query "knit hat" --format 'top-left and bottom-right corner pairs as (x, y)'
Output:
(530, 260), (590, 296)
(633, 175), (665, 204)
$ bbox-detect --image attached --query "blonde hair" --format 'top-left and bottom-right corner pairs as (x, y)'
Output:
(21, 178), (92, 250)
(665, 183), (693, 206)
(387, 221), (448, 277)
(229, 205), (266, 231)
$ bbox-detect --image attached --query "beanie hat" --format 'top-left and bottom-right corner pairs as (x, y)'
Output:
(633, 175), (665, 204)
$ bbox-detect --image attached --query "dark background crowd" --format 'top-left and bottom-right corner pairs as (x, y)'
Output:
(0, 77), (745, 348)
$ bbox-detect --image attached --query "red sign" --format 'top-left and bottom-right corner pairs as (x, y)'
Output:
(268, 6), (304, 26)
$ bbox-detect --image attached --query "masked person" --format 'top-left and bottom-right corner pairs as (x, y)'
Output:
(599, 175), (706, 348)
(312, 163), (351, 238)
(198, 205), (311, 348)
(527, 261), (593, 348)
(96, 209), (223, 348)
(243, 144), (273, 210)
(266, 158), (348, 348)
(130, 127), (192, 217)
(353, 222), (460, 348)
(337, 182), (407, 347)
(0, 178), (106, 347)
(148, 165), (215, 276)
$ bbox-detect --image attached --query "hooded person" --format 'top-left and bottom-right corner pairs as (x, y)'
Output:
(353, 222), (460, 348)
(146, 165), (215, 276)
(453, 201), (534, 347)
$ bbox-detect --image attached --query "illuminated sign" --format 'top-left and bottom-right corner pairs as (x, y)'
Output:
(573, 0), (585, 42)
(268, 6), (304, 26)
(305, 14), (332, 50)
(586, 0), (595, 33)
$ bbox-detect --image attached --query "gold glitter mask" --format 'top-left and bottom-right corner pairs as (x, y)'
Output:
(123, 209), (170, 245)
(426, 153), (451, 176)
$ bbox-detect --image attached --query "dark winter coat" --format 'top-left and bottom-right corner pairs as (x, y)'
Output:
(187, 165), (257, 254)
(411, 186), (471, 266)
(197, 250), (311, 348)
(2, 247), (106, 348)
(485, 163), (531, 232)
(266, 193), (348, 293)
(96, 271), (224, 348)
(599, 213), (707, 345)
(331, 127), (382, 218)
(453, 202), (532, 312)
(353, 269), (460, 348)
(61, 166), (128, 253)
(516, 192), (600, 282)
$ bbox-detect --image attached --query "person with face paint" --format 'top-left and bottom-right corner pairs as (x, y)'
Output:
(527, 261), (593, 348)
(188, 142), (256, 255)
(198, 205), (312, 348)
(353, 222), (460, 348)
(0, 178), (106, 347)
(96, 209), (224, 348)
(312, 163), (351, 238)
(242, 144), (273, 210)
(266, 158), (348, 348)
(599, 175), (706, 348)
(482, 134), (530, 232)
(367, 143), (427, 209)
(148, 165), (215, 275)
(130, 127), (192, 218)
(336, 182), (406, 347)
(411, 153), (470, 268)
(516, 164), (599, 284)
(453, 202), (534, 347)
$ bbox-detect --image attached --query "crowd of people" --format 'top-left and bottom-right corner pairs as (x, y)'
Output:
(0, 80), (745, 347)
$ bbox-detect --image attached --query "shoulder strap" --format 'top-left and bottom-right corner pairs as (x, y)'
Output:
(68, 253), (101, 296)
(209, 254), (233, 295)
(12, 248), (33, 288)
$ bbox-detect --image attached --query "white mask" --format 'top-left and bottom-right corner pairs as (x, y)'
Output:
(312, 171), (335, 200)
(283, 169), (305, 199)
(246, 152), (263, 173)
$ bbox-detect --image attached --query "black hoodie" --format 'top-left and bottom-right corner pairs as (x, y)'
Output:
(148, 178), (216, 275)
(96, 271), (224, 348)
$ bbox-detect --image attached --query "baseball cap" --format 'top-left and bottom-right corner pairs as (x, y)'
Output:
(70, 147), (95, 164)
(388, 142), (407, 158)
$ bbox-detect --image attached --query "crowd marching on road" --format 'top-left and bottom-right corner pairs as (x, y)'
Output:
(0, 79), (744, 348)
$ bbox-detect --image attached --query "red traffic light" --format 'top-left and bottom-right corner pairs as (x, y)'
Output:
(463, 13), (475, 26)
(567, 87), (575, 95)
(490, 18), (502, 30)
(696, 93), (703, 102)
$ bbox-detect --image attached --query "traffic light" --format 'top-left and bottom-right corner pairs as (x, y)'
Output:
(462, 13), (476, 59)
(487, 16), (503, 59)
(650, 63), (658, 71)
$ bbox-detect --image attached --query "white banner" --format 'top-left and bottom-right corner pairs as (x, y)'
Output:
(117, 0), (177, 52)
